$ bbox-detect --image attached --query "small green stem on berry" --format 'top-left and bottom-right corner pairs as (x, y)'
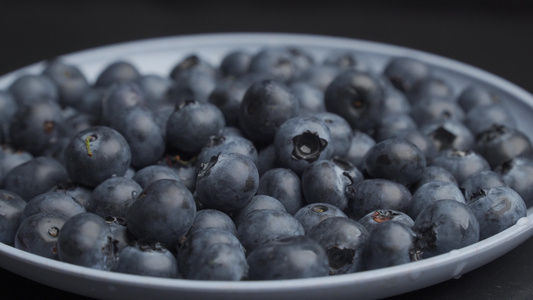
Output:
(85, 136), (94, 157)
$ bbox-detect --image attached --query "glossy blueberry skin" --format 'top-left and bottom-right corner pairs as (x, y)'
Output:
(196, 153), (259, 213)
(238, 79), (300, 145)
(465, 103), (516, 137)
(100, 81), (147, 125)
(22, 192), (86, 221)
(219, 50), (252, 78)
(410, 97), (465, 126)
(302, 158), (363, 211)
(256, 144), (277, 176)
(233, 195), (287, 228)
(409, 181), (466, 220)
(273, 116), (333, 176)
(372, 113), (418, 142)
(362, 221), (416, 270)
(237, 209), (304, 252)
(406, 77), (454, 105)
(110, 106), (166, 169)
(413, 165), (458, 191)
(474, 125), (533, 169)
(127, 179), (196, 249)
(324, 70), (384, 132)
(0, 146), (33, 181)
(47, 182), (93, 210)
(132, 165), (182, 189)
(166, 100), (226, 154)
(342, 130), (376, 170)
(294, 203), (347, 234)
(358, 210), (414, 233)
(177, 228), (244, 277)
(383, 57), (430, 94)
(346, 179), (412, 221)
(381, 84), (412, 115)
(413, 199), (480, 259)
(431, 149), (490, 185)
(94, 61), (141, 88)
(196, 135), (258, 173)
(208, 78), (247, 127)
(57, 213), (117, 270)
(9, 99), (66, 156)
(308, 216), (368, 274)
(364, 138), (426, 186)
(296, 65), (340, 91)
(88, 177), (142, 219)
(495, 157), (533, 207)
(188, 209), (237, 237)
(105, 216), (131, 251)
(8, 74), (59, 106)
(248, 47), (299, 83)
(292, 82), (326, 116)
(0, 190), (26, 245)
(64, 126), (131, 188)
(256, 168), (303, 215)
(246, 235), (329, 280)
(461, 170), (507, 201)
(170, 54), (218, 82)
(186, 243), (248, 281)
(312, 112), (353, 157)
(420, 119), (475, 152)
(457, 84), (502, 112)
(136, 74), (174, 111)
(467, 186), (527, 240)
(42, 60), (90, 108)
(112, 242), (179, 278)
(3, 156), (68, 201)
(160, 158), (197, 193)
(15, 213), (67, 260)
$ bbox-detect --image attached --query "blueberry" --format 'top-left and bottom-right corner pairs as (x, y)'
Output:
(196, 135), (258, 173)
(431, 149), (490, 185)
(8, 74), (59, 106)
(362, 221), (415, 270)
(166, 100), (225, 154)
(495, 157), (533, 207)
(196, 153), (259, 213)
(324, 70), (384, 132)
(312, 112), (353, 157)
(302, 158), (363, 211)
(219, 50), (252, 78)
(42, 59), (90, 108)
(57, 212), (117, 270)
(22, 192), (86, 221)
(461, 170), (507, 201)
(323, 50), (368, 72)
(3, 156), (68, 201)
(132, 165), (182, 189)
(256, 144), (277, 177)
(112, 241), (179, 278)
(346, 179), (412, 221)
(457, 84), (502, 112)
(474, 125), (533, 169)
(0, 145), (33, 183)
(248, 47), (299, 83)
(127, 179), (196, 249)
(381, 84), (412, 115)
(465, 103), (516, 137)
(294, 203), (347, 234)
(383, 57), (430, 94)
(185, 243), (248, 281)
(358, 210), (414, 232)
(188, 209), (237, 237)
(364, 138), (426, 186)
(157, 156), (197, 192)
(308, 216), (368, 274)
(64, 126), (131, 187)
(237, 209), (304, 252)
(290, 81), (326, 115)
(136, 74), (174, 110)
(342, 130), (376, 170)
(409, 181), (466, 220)
(238, 79), (299, 145)
(410, 97), (465, 126)
(110, 106), (165, 169)
(372, 113), (418, 142)
(47, 182), (93, 210)
(9, 99), (66, 156)
(246, 235), (329, 280)
(88, 177), (142, 219)
(273, 116), (333, 175)
(466, 186), (527, 240)
(104, 216), (131, 251)
(420, 119), (475, 152)
(0, 190), (26, 246)
(208, 78), (247, 127)
(94, 60), (141, 88)
(296, 65), (340, 91)
(413, 199), (480, 259)
(256, 168), (304, 215)
(406, 77), (454, 104)
(15, 213), (67, 260)
(413, 165), (458, 191)
(100, 81), (147, 125)
(233, 195), (287, 229)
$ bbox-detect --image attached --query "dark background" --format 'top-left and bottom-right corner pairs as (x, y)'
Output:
(1, 1), (533, 299)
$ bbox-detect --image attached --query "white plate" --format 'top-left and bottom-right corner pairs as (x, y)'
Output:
(1, 33), (533, 300)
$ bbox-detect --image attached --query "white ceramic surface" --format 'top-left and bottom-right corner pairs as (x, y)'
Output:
(1, 33), (533, 300)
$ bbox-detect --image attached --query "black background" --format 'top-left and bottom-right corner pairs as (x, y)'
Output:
(1, 1), (533, 299)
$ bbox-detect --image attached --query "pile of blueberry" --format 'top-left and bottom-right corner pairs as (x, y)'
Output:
(0, 43), (532, 281)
